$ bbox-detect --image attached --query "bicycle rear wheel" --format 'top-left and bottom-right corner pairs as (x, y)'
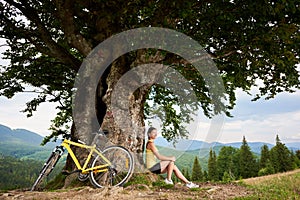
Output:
(89, 146), (134, 188)
(31, 148), (62, 191)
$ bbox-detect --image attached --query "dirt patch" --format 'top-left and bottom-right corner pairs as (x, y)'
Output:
(1, 182), (253, 200)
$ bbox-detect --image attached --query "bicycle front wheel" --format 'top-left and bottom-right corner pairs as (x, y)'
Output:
(31, 150), (61, 191)
(89, 146), (134, 188)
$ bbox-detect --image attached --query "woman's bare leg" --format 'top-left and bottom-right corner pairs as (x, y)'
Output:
(160, 161), (171, 172)
(166, 161), (175, 180)
(161, 161), (174, 181)
(161, 162), (189, 183)
(173, 165), (189, 184)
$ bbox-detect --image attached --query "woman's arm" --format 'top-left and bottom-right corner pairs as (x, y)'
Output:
(148, 142), (176, 162)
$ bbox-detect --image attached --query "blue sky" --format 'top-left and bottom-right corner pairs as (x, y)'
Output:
(220, 89), (300, 143)
(1, 38), (300, 144)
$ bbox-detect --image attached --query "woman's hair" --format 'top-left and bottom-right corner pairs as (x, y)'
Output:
(147, 127), (156, 138)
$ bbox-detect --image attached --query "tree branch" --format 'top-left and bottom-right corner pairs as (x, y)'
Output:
(54, 0), (93, 57)
(3, 0), (81, 71)
(210, 50), (238, 59)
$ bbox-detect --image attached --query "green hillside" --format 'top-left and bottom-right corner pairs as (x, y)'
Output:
(0, 142), (54, 160)
(0, 155), (64, 191)
(0, 125), (48, 145)
(0, 125), (64, 190)
(185, 145), (224, 157)
(0, 124), (59, 160)
(240, 169), (300, 199)
(157, 145), (239, 172)
(157, 146), (209, 171)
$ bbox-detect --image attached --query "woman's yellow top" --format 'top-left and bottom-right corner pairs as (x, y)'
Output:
(146, 139), (158, 169)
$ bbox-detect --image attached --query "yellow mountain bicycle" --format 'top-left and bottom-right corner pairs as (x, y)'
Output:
(31, 130), (134, 191)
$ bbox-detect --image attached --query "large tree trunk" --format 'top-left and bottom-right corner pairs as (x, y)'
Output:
(100, 56), (148, 172)
(65, 49), (166, 178)
(100, 50), (166, 172)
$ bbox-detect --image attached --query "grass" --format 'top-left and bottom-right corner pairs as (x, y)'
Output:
(152, 180), (174, 189)
(234, 170), (300, 199)
(124, 173), (176, 189)
(123, 173), (153, 187)
(27, 168), (300, 199)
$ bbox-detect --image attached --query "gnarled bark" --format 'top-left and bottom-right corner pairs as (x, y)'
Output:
(100, 50), (166, 172)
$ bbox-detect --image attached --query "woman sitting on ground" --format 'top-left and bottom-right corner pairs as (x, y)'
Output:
(145, 127), (199, 188)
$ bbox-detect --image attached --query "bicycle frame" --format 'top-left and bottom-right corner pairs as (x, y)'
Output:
(61, 139), (112, 174)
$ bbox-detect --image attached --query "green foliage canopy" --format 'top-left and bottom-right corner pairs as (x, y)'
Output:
(0, 0), (299, 141)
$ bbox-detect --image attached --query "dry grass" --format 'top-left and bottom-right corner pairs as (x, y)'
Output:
(235, 169), (300, 200)
(243, 168), (300, 185)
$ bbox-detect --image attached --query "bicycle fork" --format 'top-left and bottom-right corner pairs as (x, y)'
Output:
(31, 146), (64, 191)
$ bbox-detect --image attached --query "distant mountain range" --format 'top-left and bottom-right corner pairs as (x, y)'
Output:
(155, 137), (300, 154)
(0, 124), (59, 159)
(1, 124), (299, 159)
(0, 124), (60, 147)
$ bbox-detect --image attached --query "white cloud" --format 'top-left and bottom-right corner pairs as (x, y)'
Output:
(0, 94), (58, 136)
(219, 110), (300, 144)
(1, 43), (58, 136)
(282, 133), (300, 142)
(148, 88), (300, 144)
